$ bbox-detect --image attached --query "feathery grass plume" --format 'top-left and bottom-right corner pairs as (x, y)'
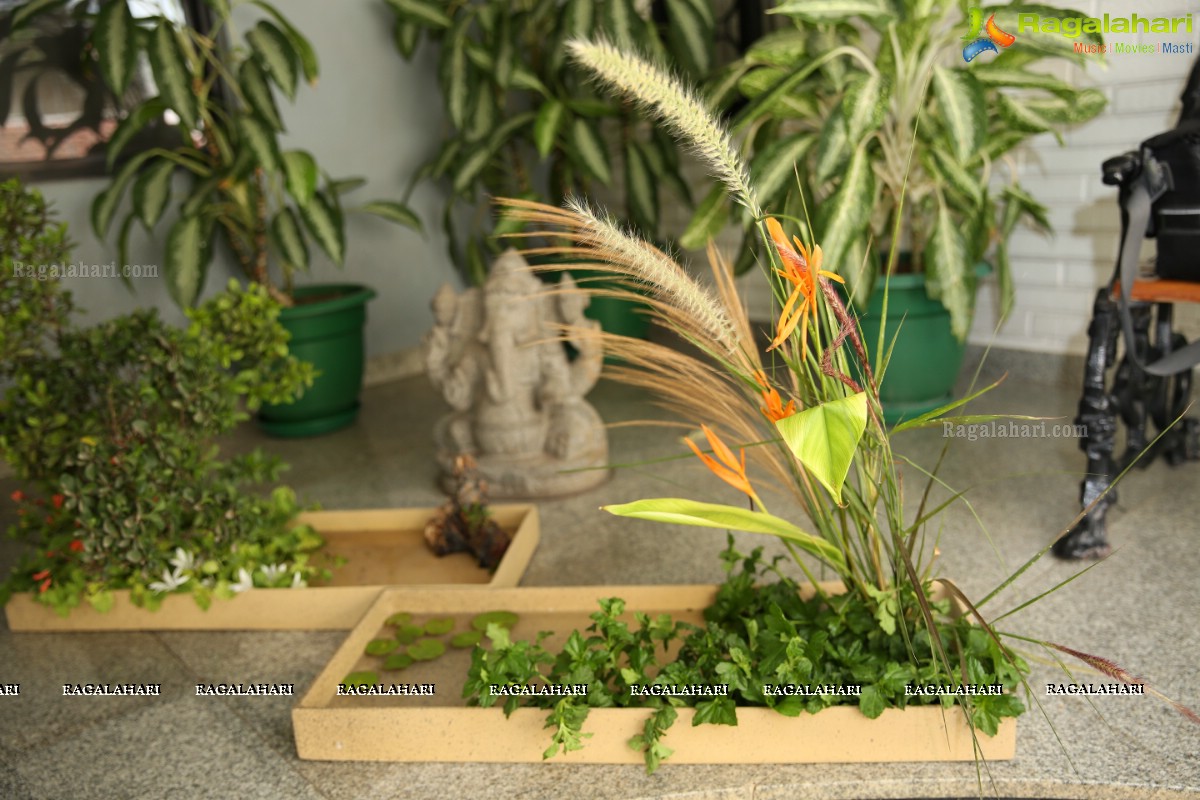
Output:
(497, 196), (742, 360)
(1045, 641), (1200, 725)
(567, 38), (759, 214)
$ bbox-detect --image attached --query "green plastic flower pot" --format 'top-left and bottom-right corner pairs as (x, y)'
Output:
(258, 283), (376, 438)
(856, 265), (987, 425)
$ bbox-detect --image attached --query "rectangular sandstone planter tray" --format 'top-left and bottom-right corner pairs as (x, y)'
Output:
(292, 584), (1016, 764)
(4, 505), (539, 632)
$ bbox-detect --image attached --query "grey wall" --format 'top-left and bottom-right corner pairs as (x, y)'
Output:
(27, 0), (459, 356)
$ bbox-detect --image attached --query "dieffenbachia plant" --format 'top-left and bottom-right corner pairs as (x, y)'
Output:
(683, 0), (1106, 338)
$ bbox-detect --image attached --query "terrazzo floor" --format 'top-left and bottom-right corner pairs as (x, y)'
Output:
(1, 347), (1198, 800)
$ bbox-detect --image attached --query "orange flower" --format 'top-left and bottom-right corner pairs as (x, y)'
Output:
(764, 217), (844, 358)
(69, 539), (84, 553)
(684, 424), (757, 501)
(32, 569), (51, 593)
(10, 490), (24, 503)
(752, 370), (796, 422)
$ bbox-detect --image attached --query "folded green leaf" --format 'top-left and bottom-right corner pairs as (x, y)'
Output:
(775, 392), (868, 504)
(603, 498), (846, 571)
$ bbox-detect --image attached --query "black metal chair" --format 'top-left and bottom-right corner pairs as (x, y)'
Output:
(1055, 59), (1200, 560)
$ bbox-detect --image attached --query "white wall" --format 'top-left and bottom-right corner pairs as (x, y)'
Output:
(970, 0), (1200, 354)
(27, 0), (458, 357)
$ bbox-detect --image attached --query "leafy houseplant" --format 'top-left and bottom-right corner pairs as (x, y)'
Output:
(8, 0), (421, 435)
(455, 40), (1195, 771)
(385, 0), (715, 296)
(680, 0), (1105, 417)
(0, 178), (326, 615)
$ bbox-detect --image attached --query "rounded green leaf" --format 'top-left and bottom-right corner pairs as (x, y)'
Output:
(423, 616), (454, 635)
(470, 610), (519, 632)
(341, 670), (379, 688)
(450, 630), (483, 648)
(281, 149), (317, 207)
(407, 638), (446, 661)
(365, 638), (399, 656)
(386, 611), (413, 626)
(384, 652), (414, 671)
(395, 623), (424, 644)
(247, 20), (298, 101)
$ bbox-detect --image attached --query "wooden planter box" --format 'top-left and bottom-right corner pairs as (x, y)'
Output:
(292, 584), (1016, 764)
(3, 505), (539, 632)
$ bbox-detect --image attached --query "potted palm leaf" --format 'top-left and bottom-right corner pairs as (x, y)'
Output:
(9, 0), (421, 436)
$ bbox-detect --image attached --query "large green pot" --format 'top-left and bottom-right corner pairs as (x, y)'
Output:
(856, 265), (987, 425)
(258, 283), (375, 438)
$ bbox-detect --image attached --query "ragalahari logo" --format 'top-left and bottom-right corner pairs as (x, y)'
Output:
(962, 8), (1016, 62)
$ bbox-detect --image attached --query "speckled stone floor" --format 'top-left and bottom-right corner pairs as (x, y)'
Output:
(1, 347), (1198, 800)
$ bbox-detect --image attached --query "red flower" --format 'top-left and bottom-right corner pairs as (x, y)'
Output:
(52, 494), (65, 509)
(39, 578), (51, 593)
(10, 490), (24, 503)
(69, 539), (84, 553)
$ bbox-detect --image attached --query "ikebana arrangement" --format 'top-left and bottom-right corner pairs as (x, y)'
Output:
(445, 38), (1198, 771)
(0, 179), (326, 616)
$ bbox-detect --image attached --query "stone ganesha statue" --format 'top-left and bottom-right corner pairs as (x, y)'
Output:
(423, 248), (610, 497)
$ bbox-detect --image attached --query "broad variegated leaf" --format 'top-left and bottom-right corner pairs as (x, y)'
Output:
(774, 392), (869, 504)
(250, 0), (320, 82)
(665, 0), (713, 78)
(247, 20), (297, 100)
(995, 94), (1059, 140)
(624, 139), (658, 235)
(164, 214), (211, 307)
(238, 113), (282, 174)
(95, 0), (137, 94)
(569, 118), (612, 184)
(930, 65), (985, 163)
(816, 146), (875, 277)
(924, 196), (972, 340)
(749, 131), (815, 208)
(813, 107), (849, 184)
(440, 17), (472, 129)
(602, 498), (846, 571)
(927, 147), (982, 206)
(106, 98), (168, 169)
(132, 158), (175, 229)
(771, 0), (895, 22)
(745, 29), (808, 66)
(601, 0), (638, 52)
(299, 192), (345, 264)
(148, 19), (198, 130)
(383, 0), (452, 28)
(92, 150), (156, 238)
(239, 59), (283, 132)
(281, 150), (317, 207)
(841, 73), (888, 146)
(271, 208), (308, 272)
(679, 185), (730, 250)
(356, 201), (422, 231)
(969, 67), (1074, 94)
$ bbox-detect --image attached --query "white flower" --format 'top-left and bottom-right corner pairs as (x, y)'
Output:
(148, 567), (190, 593)
(259, 563), (288, 583)
(231, 568), (254, 593)
(291, 572), (307, 589)
(168, 547), (195, 573)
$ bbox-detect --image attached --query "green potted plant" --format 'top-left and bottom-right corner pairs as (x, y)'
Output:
(430, 39), (1196, 771)
(683, 0), (1106, 420)
(8, 0), (421, 436)
(0, 178), (327, 616)
(385, 0), (716, 338)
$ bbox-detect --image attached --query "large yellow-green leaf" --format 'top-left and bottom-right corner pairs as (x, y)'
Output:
(164, 215), (210, 307)
(299, 193), (345, 265)
(281, 149), (317, 207)
(148, 19), (197, 130)
(569, 118), (612, 184)
(923, 196), (972, 341)
(774, 392), (868, 504)
(247, 20), (297, 101)
(771, 0), (895, 22)
(680, 184), (731, 250)
(930, 66), (984, 164)
(602, 498), (846, 571)
(749, 131), (815, 208)
(132, 158), (175, 229)
(816, 146), (875, 279)
(271, 207), (308, 273)
(239, 59), (283, 132)
(95, 0), (137, 94)
(383, 0), (452, 28)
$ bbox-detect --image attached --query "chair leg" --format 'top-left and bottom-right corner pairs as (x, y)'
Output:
(1055, 288), (1122, 559)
